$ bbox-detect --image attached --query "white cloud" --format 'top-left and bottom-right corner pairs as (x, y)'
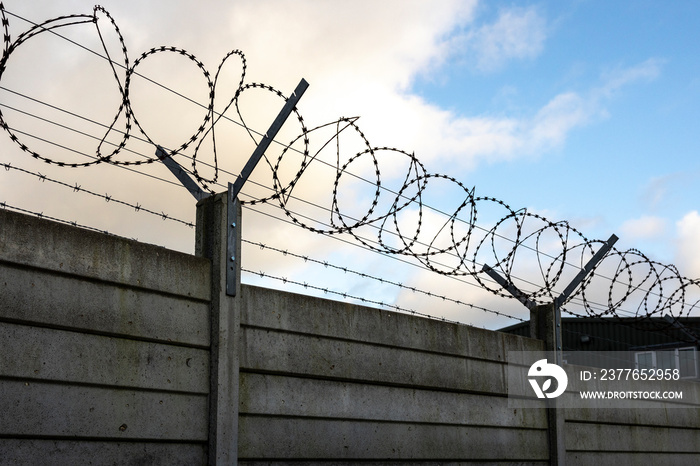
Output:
(386, 57), (658, 171)
(468, 6), (547, 72)
(2, 1), (660, 182)
(0, 0), (671, 321)
(675, 211), (700, 278)
(620, 216), (668, 241)
(227, 0), (478, 92)
(597, 59), (663, 98)
(528, 92), (591, 149)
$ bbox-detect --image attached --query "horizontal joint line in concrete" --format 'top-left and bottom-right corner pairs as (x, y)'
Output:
(566, 449), (700, 454)
(238, 368), (509, 398)
(0, 434), (208, 445)
(237, 458), (551, 463)
(238, 412), (549, 431)
(560, 395), (699, 410)
(0, 375), (211, 397)
(0, 317), (211, 351)
(565, 419), (700, 430)
(0, 260), (211, 304)
(240, 324), (508, 363)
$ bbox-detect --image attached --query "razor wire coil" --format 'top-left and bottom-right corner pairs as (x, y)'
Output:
(1, 4), (699, 327)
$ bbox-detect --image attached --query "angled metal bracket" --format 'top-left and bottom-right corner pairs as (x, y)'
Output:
(554, 234), (618, 308)
(229, 78), (309, 200)
(482, 233), (618, 311)
(225, 78), (309, 297)
(483, 234), (618, 365)
(156, 145), (210, 201)
(482, 264), (538, 310)
(552, 233), (618, 364)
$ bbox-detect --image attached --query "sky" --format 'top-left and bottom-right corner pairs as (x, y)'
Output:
(1, 0), (699, 329)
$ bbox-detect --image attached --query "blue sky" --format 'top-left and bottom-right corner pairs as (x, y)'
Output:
(408, 1), (700, 265)
(1, 0), (698, 327)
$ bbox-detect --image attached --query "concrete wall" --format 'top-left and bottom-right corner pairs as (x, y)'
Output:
(3, 200), (700, 465)
(236, 285), (549, 463)
(0, 209), (211, 465)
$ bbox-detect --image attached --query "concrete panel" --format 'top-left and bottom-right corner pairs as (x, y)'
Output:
(240, 285), (542, 359)
(0, 440), (206, 466)
(0, 265), (209, 346)
(240, 327), (506, 394)
(0, 379), (208, 440)
(239, 372), (547, 428)
(238, 416), (548, 460)
(1, 322), (209, 393)
(567, 452), (700, 466)
(0, 209), (210, 300)
(565, 421), (700, 453)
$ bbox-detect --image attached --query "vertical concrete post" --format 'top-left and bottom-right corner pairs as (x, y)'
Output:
(196, 192), (241, 466)
(530, 303), (557, 351)
(530, 303), (566, 465)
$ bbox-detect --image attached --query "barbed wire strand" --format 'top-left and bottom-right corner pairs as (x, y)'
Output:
(1, 200), (118, 237)
(0, 11), (691, 323)
(240, 267), (462, 324)
(0, 96), (520, 315)
(243, 238), (526, 323)
(1, 162), (194, 227)
(0, 5), (599, 274)
(2, 91), (530, 312)
(1, 5), (698, 332)
(1, 98), (677, 325)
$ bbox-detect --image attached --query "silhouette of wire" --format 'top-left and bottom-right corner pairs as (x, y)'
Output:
(2, 162), (194, 227)
(240, 267), (462, 324)
(2, 4), (698, 329)
(1, 201), (116, 236)
(243, 238), (526, 323)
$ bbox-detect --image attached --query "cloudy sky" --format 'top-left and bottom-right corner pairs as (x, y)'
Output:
(1, 0), (699, 328)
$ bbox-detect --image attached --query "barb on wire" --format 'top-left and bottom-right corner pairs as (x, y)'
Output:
(1, 201), (113, 236)
(1, 162), (194, 228)
(241, 267), (460, 324)
(1, 4), (699, 329)
(244, 238), (525, 323)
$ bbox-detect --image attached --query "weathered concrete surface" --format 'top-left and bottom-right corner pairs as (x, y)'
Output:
(238, 416), (548, 460)
(239, 372), (546, 428)
(0, 322), (209, 392)
(0, 208), (210, 299)
(0, 208), (212, 461)
(5, 205), (700, 464)
(0, 440), (206, 466)
(196, 193), (241, 465)
(562, 361), (700, 463)
(237, 285), (549, 462)
(237, 462), (549, 466)
(565, 421), (700, 453)
(567, 452), (700, 466)
(0, 263), (209, 345)
(241, 325), (508, 393)
(1, 379), (208, 439)
(240, 284), (542, 358)
(565, 403), (700, 428)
